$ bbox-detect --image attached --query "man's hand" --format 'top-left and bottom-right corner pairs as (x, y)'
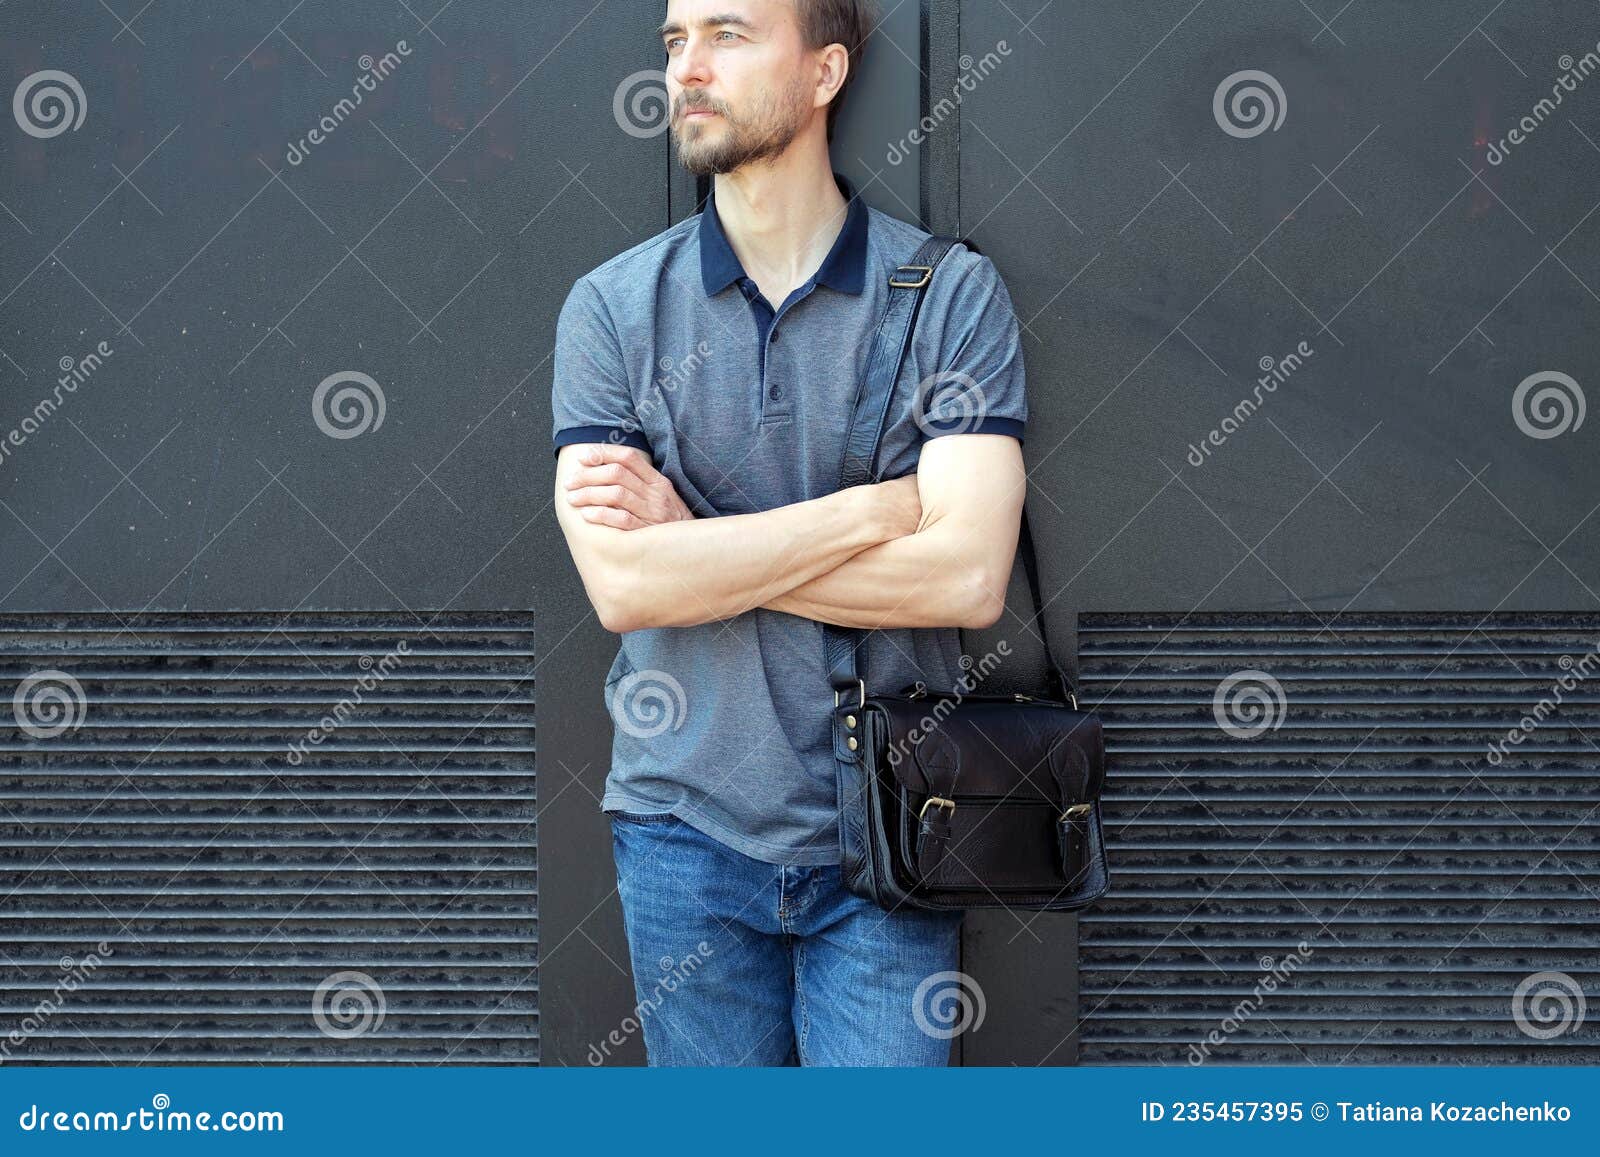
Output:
(872, 475), (924, 539)
(562, 444), (694, 530)
(563, 443), (925, 539)
(553, 443), (925, 632)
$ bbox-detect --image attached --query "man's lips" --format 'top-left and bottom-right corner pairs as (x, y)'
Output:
(682, 109), (719, 120)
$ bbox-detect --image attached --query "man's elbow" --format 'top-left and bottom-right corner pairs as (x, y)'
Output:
(955, 564), (1008, 630)
(577, 549), (653, 634)
(593, 593), (644, 635)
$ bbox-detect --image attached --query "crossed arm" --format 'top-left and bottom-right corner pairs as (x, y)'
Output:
(552, 434), (1025, 634)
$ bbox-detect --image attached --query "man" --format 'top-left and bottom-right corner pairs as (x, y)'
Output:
(551, 0), (1028, 1066)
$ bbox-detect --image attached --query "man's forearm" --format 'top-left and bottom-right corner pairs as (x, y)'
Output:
(763, 520), (1008, 631)
(581, 484), (908, 631)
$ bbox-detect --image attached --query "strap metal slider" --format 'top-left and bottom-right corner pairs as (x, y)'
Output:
(889, 264), (934, 289)
(1060, 803), (1092, 821)
(918, 796), (957, 820)
(834, 678), (866, 710)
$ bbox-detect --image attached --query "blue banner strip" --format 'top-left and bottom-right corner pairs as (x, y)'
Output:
(2, 1066), (1596, 1153)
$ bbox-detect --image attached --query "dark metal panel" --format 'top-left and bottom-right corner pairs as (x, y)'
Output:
(1077, 611), (1600, 1064)
(0, 611), (535, 1063)
(958, 1), (1600, 615)
(0, 0), (657, 1067)
(956, 0), (1600, 1068)
(919, 0), (1080, 1066)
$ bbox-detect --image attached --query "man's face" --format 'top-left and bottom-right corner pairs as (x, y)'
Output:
(661, 1), (816, 176)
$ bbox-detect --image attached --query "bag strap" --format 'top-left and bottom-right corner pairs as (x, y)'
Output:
(823, 236), (1074, 707)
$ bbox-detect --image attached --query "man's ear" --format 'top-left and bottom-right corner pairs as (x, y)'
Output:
(813, 41), (850, 112)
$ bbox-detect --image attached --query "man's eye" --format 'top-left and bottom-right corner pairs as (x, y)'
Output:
(716, 30), (739, 42)
(665, 37), (684, 51)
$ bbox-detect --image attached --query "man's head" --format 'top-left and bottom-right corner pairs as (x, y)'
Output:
(659, 0), (877, 176)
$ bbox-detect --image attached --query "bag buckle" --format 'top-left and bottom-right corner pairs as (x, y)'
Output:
(834, 678), (866, 710)
(1060, 803), (1092, 821)
(918, 796), (957, 820)
(889, 264), (934, 289)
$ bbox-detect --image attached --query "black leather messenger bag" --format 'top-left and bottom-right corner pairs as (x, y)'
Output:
(825, 235), (1110, 913)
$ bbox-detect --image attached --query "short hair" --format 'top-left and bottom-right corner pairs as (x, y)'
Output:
(796, 0), (878, 143)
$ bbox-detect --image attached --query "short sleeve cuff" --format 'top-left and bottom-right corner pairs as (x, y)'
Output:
(553, 425), (652, 457)
(923, 416), (1024, 441)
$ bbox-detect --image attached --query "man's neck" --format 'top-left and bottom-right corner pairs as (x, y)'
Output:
(712, 145), (848, 301)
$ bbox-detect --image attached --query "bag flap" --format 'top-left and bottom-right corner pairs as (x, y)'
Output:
(870, 695), (1103, 804)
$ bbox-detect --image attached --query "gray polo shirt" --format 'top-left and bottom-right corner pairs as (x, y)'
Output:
(551, 171), (1027, 866)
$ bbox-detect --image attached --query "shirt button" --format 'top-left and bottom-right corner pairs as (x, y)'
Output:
(768, 384), (784, 402)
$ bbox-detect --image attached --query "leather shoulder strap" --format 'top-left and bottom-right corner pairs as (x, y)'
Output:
(826, 236), (963, 697)
(838, 236), (963, 489)
(824, 235), (1074, 703)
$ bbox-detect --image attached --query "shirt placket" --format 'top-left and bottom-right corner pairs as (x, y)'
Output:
(740, 277), (811, 424)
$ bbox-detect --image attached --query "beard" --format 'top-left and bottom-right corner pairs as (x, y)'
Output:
(672, 74), (812, 176)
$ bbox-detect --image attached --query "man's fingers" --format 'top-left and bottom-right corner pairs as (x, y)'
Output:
(578, 504), (643, 530)
(567, 484), (647, 516)
(568, 461), (650, 491)
(575, 443), (653, 480)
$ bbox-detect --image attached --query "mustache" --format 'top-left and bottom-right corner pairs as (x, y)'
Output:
(677, 94), (727, 118)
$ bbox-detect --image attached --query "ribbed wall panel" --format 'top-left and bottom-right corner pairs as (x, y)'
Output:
(1077, 613), (1600, 1065)
(0, 613), (536, 1064)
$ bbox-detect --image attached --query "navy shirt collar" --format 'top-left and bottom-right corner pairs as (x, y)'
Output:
(698, 171), (868, 298)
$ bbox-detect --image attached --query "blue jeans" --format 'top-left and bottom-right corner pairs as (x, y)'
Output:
(608, 811), (964, 1066)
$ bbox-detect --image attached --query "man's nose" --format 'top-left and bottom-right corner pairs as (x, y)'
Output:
(669, 36), (713, 89)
